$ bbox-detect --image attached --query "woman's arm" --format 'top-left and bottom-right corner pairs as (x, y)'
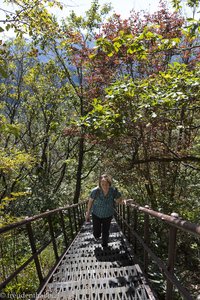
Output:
(115, 197), (123, 204)
(116, 198), (134, 205)
(115, 197), (131, 205)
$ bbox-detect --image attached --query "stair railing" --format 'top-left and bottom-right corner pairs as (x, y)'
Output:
(116, 201), (200, 300)
(0, 201), (87, 295)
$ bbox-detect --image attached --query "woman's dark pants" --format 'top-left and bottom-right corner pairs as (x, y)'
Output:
(92, 213), (112, 246)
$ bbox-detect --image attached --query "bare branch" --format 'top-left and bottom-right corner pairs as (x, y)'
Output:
(130, 155), (200, 168)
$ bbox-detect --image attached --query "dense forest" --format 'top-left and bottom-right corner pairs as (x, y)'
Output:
(0, 0), (199, 297)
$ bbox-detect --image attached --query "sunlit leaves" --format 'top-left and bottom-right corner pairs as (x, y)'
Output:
(0, 38), (9, 78)
(82, 62), (200, 137)
(80, 98), (121, 138)
(171, 0), (200, 9)
(0, 149), (35, 174)
(0, 114), (35, 175)
(92, 6), (186, 77)
(171, 0), (200, 36)
(3, 0), (61, 38)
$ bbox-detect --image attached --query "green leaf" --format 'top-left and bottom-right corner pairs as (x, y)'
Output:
(113, 41), (121, 52)
(107, 52), (114, 57)
(145, 31), (155, 39)
(0, 65), (8, 78)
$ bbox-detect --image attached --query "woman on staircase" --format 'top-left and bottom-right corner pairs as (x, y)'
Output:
(85, 174), (124, 248)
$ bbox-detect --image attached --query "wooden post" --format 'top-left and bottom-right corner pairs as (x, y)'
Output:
(79, 203), (84, 224)
(127, 205), (130, 242)
(133, 209), (138, 254)
(144, 205), (150, 274)
(73, 206), (78, 234)
(77, 205), (81, 227)
(26, 223), (43, 283)
(59, 210), (68, 249)
(68, 208), (74, 239)
(122, 204), (126, 234)
(166, 212), (179, 300)
(47, 215), (59, 260)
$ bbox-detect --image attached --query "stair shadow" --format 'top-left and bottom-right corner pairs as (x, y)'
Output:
(94, 245), (134, 265)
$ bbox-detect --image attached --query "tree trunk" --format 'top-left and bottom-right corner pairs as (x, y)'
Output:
(73, 137), (84, 204)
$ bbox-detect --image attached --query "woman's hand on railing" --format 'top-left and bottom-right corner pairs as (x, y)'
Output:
(122, 199), (135, 205)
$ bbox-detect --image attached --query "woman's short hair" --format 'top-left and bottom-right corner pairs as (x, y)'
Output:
(99, 174), (112, 186)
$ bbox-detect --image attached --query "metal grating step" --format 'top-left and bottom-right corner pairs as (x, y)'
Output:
(60, 248), (134, 264)
(38, 286), (151, 300)
(47, 274), (147, 290)
(52, 265), (142, 281)
(36, 219), (156, 300)
(42, 280), (151, 299)
(54, 259), (134, 274)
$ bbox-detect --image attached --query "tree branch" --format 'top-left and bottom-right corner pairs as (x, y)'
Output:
(130, 155), (200, 167)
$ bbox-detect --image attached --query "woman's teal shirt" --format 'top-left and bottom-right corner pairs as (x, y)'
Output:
(90, 186), (121, 218)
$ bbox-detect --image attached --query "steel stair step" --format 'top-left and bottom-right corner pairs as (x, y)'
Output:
(52, 264), (142, 281)
(36, 220), (156, 300)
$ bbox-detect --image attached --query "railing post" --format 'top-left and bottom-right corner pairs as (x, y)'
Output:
(166, 212), (179, 300)
(127, 205), (130, 242)
(122, 204), (126, 234)
(79, 203), (84, 223)
(118, 204), (122, 228)
(115, 204), (119, 223)
(144, 205), (150, 274)
(59, 210), (68, 249)
(133, 209), (138, 254)
(77, 204), (81, 227)
(73, 206), (78, 234)
(68, 208), (74, 239)
(26, 222), (43, 284)
(47, 214), (59, 260)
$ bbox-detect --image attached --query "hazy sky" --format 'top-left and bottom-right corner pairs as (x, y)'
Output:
(0, 0), (166, 38)
(57, 0), (167, 17)
(0, 0), (194, 38)
(0, 0), (171, 21)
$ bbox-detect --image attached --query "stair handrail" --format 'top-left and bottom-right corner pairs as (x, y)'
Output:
(0, 201), (87, 293)
(128, 201), (200, 237)
(116, 200), (200, 300)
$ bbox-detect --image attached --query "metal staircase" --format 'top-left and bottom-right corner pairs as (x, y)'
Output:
(36, 220), (156, 300)
(1, 202), (199, 299)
